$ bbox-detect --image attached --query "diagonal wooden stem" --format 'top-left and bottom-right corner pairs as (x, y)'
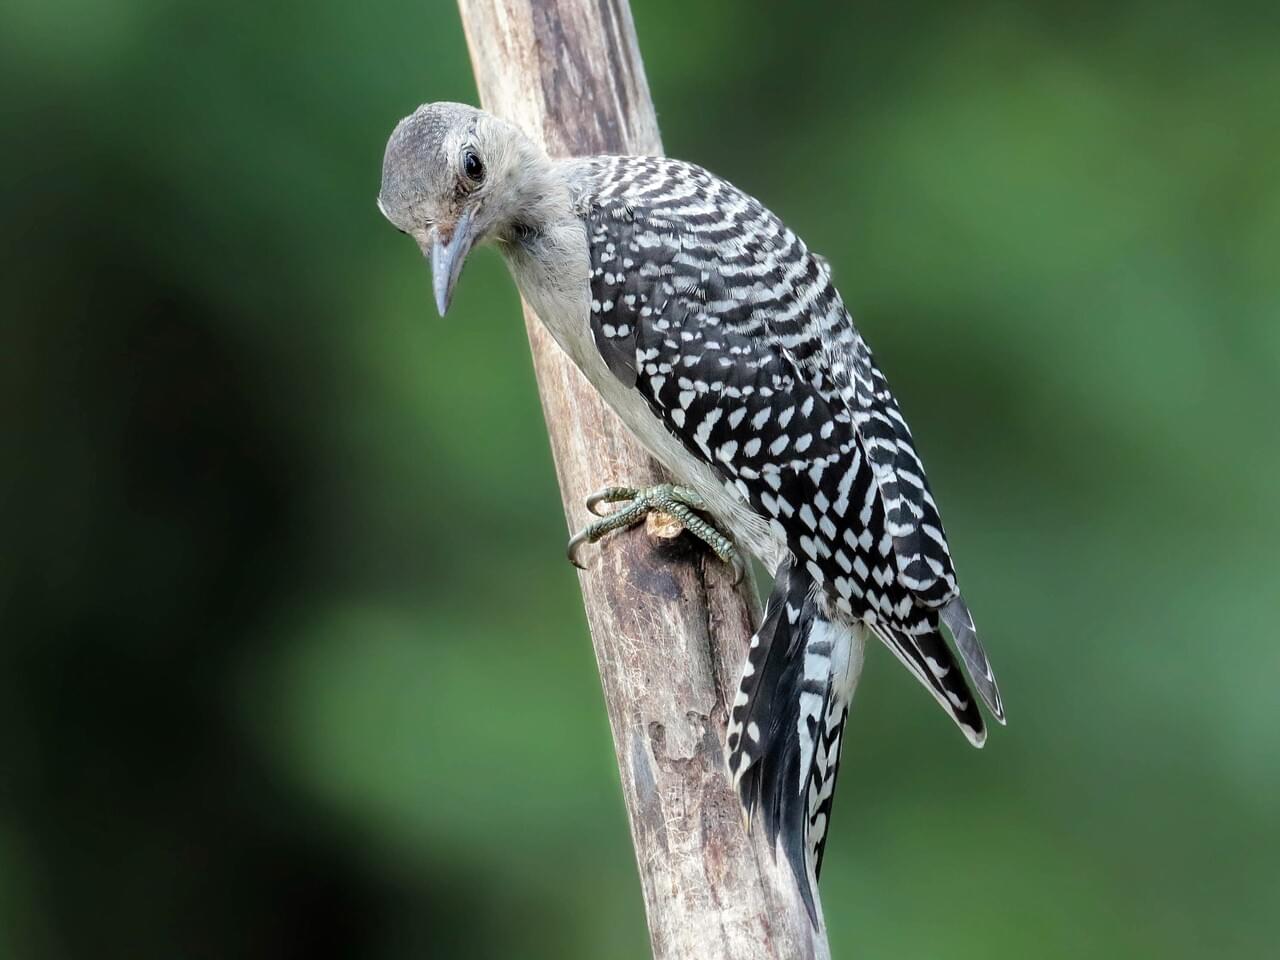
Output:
(455, 2), (832, 957)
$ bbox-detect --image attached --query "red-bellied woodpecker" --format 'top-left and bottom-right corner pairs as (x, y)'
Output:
(378, 102), (1006, 921)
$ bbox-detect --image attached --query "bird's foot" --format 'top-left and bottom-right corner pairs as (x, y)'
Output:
(567, 483), (744, 584)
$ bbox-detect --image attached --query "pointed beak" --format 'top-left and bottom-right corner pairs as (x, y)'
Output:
(429, 208), (477, 317)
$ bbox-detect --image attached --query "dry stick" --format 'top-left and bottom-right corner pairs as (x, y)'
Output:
(456, 2), (832, 958)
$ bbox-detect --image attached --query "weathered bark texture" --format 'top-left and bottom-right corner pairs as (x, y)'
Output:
(455, 2), (832, 958)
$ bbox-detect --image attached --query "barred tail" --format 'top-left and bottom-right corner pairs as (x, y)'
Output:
(725, 562), (867, 925)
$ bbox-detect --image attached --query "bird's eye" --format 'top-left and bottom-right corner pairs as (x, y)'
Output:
(462, 149), (485, 183)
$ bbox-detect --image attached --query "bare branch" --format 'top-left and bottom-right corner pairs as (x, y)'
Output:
(455, 2), (832, 957)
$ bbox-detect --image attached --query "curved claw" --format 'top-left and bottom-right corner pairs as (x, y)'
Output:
(728, 552), (746, 587)
(586, 486), (620, 517)
(566, 529), (591, 570)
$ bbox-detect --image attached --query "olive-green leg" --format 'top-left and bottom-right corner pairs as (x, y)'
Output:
(567, 483), (744, 583)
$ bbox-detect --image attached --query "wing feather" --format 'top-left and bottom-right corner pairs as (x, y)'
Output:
(574, 155), (1003, 723)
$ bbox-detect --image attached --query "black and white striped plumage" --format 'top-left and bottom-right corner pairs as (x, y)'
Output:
(566, 155), (1004, 916)
(379, 104), (1005, 924)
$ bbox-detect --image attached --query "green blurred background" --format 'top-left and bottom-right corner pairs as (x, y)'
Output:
(3, 1), (1277, 957)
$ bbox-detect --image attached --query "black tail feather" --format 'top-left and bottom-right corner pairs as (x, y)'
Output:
(726, 562), (864, 927)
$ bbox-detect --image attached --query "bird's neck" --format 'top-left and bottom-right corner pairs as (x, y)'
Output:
(495, 155), (576, 248)
(495, 160), (594, 366)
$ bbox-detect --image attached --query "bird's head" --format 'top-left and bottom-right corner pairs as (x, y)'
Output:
(378, 101), (543, 316)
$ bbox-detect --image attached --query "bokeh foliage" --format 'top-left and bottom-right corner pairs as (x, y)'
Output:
(2, 1), (1277, 957)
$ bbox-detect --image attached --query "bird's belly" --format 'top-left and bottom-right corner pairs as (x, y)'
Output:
(511, 263), (784, 571)
(584, 358), (785, 571)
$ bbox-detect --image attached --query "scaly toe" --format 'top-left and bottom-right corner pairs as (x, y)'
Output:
(569, 482), (743, 582)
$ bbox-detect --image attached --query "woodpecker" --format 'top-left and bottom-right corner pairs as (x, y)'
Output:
(379, 102), (1005, 920)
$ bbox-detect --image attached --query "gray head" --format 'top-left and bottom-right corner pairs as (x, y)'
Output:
(378, 102), (547, 315)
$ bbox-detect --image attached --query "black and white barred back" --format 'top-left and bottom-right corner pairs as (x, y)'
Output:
(567, 156), (1004, 919)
